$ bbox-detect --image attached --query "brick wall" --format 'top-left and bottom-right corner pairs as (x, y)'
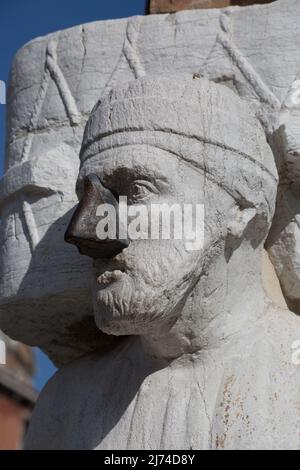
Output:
(148, 0), (275, 14)
(0, 396), (29, 450)
(0, 332), (37, 449)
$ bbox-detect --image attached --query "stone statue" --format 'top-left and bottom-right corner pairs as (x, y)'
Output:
(24, 75), (300, 450)
(0, 0), (300, 450)
(2, 0), (300, 367)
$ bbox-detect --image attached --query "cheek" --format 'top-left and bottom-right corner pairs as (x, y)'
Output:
(128, 239), (199, 289)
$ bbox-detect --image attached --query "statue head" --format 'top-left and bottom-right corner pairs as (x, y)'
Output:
(66, 75), (278, 342)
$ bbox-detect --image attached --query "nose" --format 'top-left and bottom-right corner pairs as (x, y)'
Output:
(65, 174), (129, 259)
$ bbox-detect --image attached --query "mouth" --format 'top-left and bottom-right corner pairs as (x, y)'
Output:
(96, 269), (126, 288)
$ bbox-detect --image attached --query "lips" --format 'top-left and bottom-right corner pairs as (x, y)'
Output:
(97, 269), (125, 286)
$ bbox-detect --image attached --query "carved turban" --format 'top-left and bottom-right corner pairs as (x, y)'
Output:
(80, 75), (278, 226)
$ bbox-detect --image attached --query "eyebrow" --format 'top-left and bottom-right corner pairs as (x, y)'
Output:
(80, 129), (277, 183)
(79, 146), (175, 180)
(79, 142), (274, 210)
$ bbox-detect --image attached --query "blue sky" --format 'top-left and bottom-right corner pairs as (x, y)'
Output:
(0, 0), (146, 390)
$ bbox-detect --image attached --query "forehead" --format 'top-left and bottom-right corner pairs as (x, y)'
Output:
(78, 144), (200, 184)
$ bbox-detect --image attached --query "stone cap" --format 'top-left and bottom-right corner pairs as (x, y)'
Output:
(81, 74), (277, 179)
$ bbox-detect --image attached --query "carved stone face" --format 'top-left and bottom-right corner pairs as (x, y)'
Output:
(67, 75), (278, 337)
(77, 145), (207, 336)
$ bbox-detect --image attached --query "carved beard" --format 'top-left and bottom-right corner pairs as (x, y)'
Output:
(92, 241), (199, 336)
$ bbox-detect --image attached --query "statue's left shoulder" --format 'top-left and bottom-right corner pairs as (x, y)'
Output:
(264, 303), (300, 347)
(262, 304), (300, 387)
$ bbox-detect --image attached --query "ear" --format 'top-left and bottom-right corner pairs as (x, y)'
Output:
(227, 206), (257, 239)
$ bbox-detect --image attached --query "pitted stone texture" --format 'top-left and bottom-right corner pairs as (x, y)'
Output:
(25, 307), (300, 450)
(1, 0), (300, 366)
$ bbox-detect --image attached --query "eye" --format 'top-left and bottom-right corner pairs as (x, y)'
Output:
(129, 180), (158, 202)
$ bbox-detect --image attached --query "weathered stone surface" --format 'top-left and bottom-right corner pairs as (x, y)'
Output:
(25, 310), (300, 449)
(0, 0), (300, 368)
(25, 75), (300, 450)
(148, 0), (275, 14)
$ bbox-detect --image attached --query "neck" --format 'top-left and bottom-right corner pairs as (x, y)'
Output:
(141, 242), (267, 361)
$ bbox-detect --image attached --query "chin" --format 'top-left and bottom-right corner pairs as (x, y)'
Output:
(91, 257), (196, 337)
(94, 314), (154, 336)
(92, 282), (174, 337)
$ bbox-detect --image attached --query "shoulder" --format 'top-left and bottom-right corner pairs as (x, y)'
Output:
(263, 303), (300, 348)
(24, 352), (109, 449)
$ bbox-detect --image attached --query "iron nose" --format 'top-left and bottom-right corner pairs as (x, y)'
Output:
(65, 173), (129, 259)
